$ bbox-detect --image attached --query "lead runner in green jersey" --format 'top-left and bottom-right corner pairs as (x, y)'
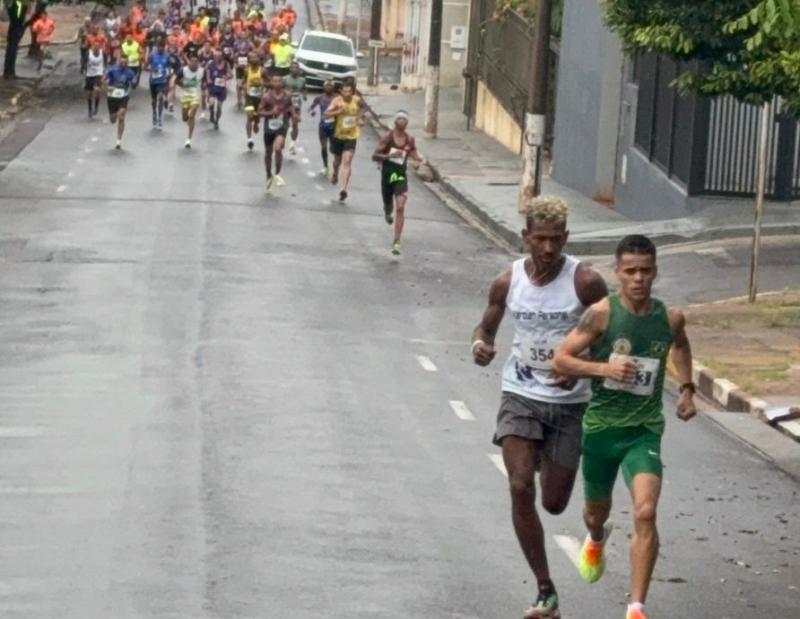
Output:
(553, 234), (696, 619)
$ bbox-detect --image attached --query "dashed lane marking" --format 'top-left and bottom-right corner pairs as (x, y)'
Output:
(301, 157), (310, 164)
(0, 427), (43, 438)
(314, 184), (324, 191)
(306, 171), (316, 177)
(90, 136), (99, 142)
(449, 400), (476, 421)
(56, 185), (67, 193)
(488, 453), (507, 477)
(415, 355), (438, 372)
(553, 534), (582, 569)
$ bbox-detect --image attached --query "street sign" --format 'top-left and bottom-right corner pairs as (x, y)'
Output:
(368, 39), (386, 49)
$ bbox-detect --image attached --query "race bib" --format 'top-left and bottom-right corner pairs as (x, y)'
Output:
(109, 87), (126, 98)
(388, 147), (406, 161)
(152, 68), (165, 78)
(291, 93), (302, 107)
(237, 56), (248, 66)
(603, 354), (661, 397)
(517, 332), (562, 371)
(341, 115), (357, 129)
(247, 86), (262, 97)
(214, 77), (225, 87)
(268, 117), (284, 131)
(223, 47), (232, 55)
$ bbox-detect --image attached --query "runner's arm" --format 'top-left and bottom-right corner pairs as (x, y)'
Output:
(553, 299), (636, 381)
(324, 96), (342, 118)
(371, 134), (393, 162)
(308, 95), (319, 114)
(471, 270), (511, 366)
(668, 307), (696, 421)
(257, 94), (272, 117)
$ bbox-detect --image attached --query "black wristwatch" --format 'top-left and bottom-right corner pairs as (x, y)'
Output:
(680, 382), (696, 394)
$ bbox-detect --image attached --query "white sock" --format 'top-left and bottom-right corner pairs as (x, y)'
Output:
(628, 602), (644, 613)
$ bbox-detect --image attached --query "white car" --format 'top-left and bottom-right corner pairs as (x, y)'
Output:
(294, 30), (358, 88)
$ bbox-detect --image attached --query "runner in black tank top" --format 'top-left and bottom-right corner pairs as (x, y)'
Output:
(371, 111), (424, 256)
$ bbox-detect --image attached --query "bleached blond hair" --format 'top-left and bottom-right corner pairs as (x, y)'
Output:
(525, 195), (568, 228)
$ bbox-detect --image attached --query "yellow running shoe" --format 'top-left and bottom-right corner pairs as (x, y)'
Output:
(274, 175), (286, 187)
(578, 522), (613, 583)
(626, 603), (647, 619)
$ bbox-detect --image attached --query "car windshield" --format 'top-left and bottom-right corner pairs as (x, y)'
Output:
(301, 35), (353, 58)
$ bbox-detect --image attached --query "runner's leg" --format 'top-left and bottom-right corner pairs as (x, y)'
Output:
(274, 134), (285, 174)
(393, 191), (407, 242)
(187, 104), (197, 139)
(116, 108), (126, 140)
(341, 149), (354, 192)
(629, 474), (661, 604)
(502, 436), (553, 588)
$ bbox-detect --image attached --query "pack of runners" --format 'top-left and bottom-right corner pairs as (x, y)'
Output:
(78, 0), (423, 255)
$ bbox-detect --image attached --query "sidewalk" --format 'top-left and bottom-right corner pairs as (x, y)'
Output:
(360, 85), (800, 255)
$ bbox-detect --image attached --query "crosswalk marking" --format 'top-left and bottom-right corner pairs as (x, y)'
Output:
(449, 400), (476, 421)
(415, 355), (438, 372)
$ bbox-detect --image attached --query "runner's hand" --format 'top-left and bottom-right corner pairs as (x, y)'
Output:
(605, 357), (637, 382)
(473, 342), (496, 366)
(549, 372), (577, 390)
(676, 391), (696, 421)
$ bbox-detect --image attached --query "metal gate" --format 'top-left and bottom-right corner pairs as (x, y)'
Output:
(401, 0), (426, 89)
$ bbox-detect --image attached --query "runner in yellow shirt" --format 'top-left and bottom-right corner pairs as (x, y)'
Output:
(324, 78), (364, 202)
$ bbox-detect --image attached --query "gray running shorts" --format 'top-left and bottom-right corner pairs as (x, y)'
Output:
(493, 392), (586, 470)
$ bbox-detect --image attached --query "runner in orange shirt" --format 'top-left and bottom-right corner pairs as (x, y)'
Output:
(280, 4), (297, 32)
(31, 9), (55, 71)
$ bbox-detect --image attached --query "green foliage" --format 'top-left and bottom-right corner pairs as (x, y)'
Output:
(603, 0), (800, 114)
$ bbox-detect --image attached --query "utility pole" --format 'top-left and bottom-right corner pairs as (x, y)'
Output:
(517, 0), (552, 212)
(337, 0), (348, 34)
(366, 0), (382, 87)
(748, 103), (770, 303)
(423, 0), (443, 137)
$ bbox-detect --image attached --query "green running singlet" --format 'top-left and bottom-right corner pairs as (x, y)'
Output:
(583, 294), (672, 436)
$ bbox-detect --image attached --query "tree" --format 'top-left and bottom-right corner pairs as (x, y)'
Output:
(603, 0), (800, 301)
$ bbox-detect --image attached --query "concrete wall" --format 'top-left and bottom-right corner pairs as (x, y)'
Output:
(551, 0), (623, 202)
(381, 0), (407, 48)
(475, 81), (522, 153)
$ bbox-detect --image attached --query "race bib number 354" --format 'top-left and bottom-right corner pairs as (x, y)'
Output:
(517, 333), (562, 371)
(603, 354), (660, 396)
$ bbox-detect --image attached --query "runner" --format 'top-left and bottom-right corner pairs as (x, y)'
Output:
(166, 43), (183, 113)
(371, 111), (424, 256)
(325, 78), (364, 202)
(308, 80), (336, 176)
(103, 56), (135, 149)
(147, 40), (170, 128)
(472, 197), (608, 619)
(271, 32), (293, 76)
(31, 9), (55, 72)
(233, 29), (254, 109)
(283, 61), (305, 154)
(120, 32), (144, 88)
(84, 37), (106, 119)
(553, 234), (696, 619)
(206, 50), (231, 130)
(198, 39), (216, 115)
(178, 55), (205, 149)
(258, 74), (296, 192)
(243, 52), (268, 150)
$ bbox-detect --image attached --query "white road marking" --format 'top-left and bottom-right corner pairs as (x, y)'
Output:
(297, 146), (306, 153)
(0, 427), (43, 438)
(449, 400), (476, 421)
(415, 355), (438, 372)
(306, 171), (316, 177)
(488, 453), (507, 477)
(314, 184), (324, 191)
(66, 171), (75, 178)
(695, 247), (736, 265)
(90, 136), (99, 142)
(75, 158), (85, 164)
(301, 157), (310, 164)
(553, 534), (582, 569)
(56, 185), (67, 193)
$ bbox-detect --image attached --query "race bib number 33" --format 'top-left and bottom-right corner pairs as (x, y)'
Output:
(603, 354), (660, 396)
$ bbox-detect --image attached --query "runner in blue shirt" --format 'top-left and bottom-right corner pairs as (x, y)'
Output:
(147, 41), (170, 129)
(104, 56), (135, 149)
(165, 44), (182, 114)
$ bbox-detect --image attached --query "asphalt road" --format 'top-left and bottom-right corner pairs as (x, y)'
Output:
(0, 7), (798, 619)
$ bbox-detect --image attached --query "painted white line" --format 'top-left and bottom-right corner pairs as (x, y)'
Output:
(488, 453), (507, 477)
(553, 534), (582, 569)
(306, 171), (316, 177)
(55, 185), (68, 193)
(314, 184), (324, 191)
(90, 136), (99, 142)
(449, 400), (476, 421)
(0, 427), (43, 438)
(66, 171), (75, 178)
(415, 355), (438, 372)
(301, 157), (310, 164)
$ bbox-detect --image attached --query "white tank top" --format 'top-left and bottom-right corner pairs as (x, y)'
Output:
(86, 50), (105, 78)
(500, 255), (592, 403)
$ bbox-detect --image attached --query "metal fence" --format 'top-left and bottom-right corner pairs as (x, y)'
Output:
(634, 53), (800, 200)
(464, 2), (559, 149)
